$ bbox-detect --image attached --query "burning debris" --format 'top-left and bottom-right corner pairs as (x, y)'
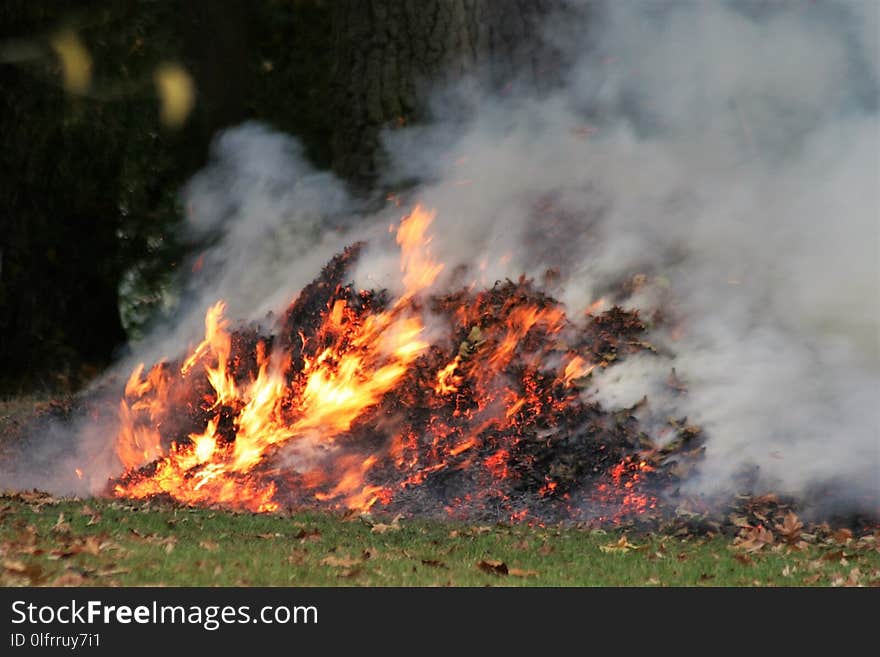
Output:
(109, 205), (703, 523)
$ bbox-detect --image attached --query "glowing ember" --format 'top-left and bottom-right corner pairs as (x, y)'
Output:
(109, 205), (695, 522)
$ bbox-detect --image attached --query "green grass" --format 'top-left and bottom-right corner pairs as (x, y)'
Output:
(1, 495), (877, 586)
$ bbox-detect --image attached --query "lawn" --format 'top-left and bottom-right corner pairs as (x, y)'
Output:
(1, 493), (876, 587)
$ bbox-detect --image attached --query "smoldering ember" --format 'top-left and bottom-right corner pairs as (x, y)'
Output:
(13, 204), (869, 532)
(108, 206), (690, 524)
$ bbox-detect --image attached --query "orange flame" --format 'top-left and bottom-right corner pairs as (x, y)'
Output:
(114, 206), (444, 511)
(110, 204), (656, 520)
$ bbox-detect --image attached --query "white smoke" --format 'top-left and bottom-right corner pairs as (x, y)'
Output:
(6, 1), (877, 513)
(367, 0), (880, 511)
(123, 122), (360, 370)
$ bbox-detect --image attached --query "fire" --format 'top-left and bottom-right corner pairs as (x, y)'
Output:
(109, 204), (673, 522)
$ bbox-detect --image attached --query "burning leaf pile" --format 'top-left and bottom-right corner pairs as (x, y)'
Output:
(111, 206), (702, 523)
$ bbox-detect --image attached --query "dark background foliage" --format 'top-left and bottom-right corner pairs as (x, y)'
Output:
(0, 0), (556, 393)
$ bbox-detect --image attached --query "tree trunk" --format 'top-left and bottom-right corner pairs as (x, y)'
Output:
(329, 0), (565, 190)
(0, 2), (128, 392)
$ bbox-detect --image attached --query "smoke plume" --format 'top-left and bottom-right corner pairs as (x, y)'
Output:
(6, 1), (877, 515)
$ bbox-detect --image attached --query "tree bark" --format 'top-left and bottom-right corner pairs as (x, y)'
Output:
(0, 2), (128, 391)
(329, 0), (565, 190)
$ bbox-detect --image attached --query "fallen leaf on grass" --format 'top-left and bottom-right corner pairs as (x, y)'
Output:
(321, 555), (360, 568)
(831, 568), (862, 587)
(199, 540), (219, 552)
(3, 559), (27, 573)
(51, 571), (86, 586)
(600, 536), (643, 554)
(476, 559), (508, 576)
(509, 568), (539, 577)
(3, 558), (42, 582)
(733, 553), (753, 566)
(287, 550), (308, 566)
(733, 525), (774, 553)
(52, 513), (71, 534)
(368, 513), (404, 534)
(48, 549), (79, 560)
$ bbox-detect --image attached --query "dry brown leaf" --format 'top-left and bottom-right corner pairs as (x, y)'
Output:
(321, 555), (360, 568)
(81, 536), (104, 556)
(199, 540), (219, 552)
(832, 528), (853, 544)
(3, 559), (27, 573)
(51, 571), (86, 586)
(832, 567), (863, 587)
(287, 550), (307, 566)
(729, 514), (751, 528)
(476, 559), (508, 576)
(52, 513), (71, 534)
(774, 512), (804, 543)
(600, 536), (643, 553)
(733, 525), (775, 553)
(509, 568), (539, 577)
(822, 550), (845, 562)
(48, 549), (79, 560)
